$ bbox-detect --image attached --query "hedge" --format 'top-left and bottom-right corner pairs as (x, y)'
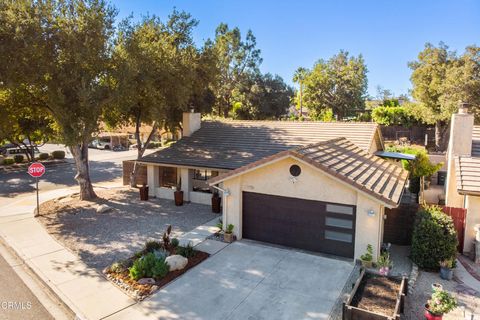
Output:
(411, 206), (458, 269)
(38, 153), (49, 160)
(51, 150), (66, 159)
(13, 154), (24, 163)
(3, 157), (15, 165)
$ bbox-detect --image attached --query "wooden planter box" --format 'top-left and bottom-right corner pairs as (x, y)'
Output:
(343, 269), (408, 320)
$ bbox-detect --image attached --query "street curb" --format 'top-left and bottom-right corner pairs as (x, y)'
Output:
(0, 160), (72, 173)
(0, 233), (76, 320)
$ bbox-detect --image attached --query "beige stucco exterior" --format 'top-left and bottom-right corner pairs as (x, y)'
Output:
(221, 156), (385, 261)
(465, 195), (480, 253)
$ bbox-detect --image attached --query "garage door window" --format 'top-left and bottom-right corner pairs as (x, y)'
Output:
(326, 204), (353, 215)
(325, 230), (352, 243)
(325, 217), (353, 229)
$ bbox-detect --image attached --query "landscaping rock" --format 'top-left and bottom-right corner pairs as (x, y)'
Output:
(165, 255), (188, 271)
(137, 278), (155, 285)
(96, 204), (112, 214)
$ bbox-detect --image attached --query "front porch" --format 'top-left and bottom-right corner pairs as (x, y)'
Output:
(146, 164), (229, 205)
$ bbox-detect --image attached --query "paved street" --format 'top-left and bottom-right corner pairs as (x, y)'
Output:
(0, 144), (152, 319)
(0, 247), (54, 320)
(0, 145), (154, 207)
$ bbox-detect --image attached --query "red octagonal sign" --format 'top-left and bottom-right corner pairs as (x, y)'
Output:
(28, 162), (46, 178)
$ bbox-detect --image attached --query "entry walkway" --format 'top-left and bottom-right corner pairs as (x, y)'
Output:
(0, 184), (225, 319)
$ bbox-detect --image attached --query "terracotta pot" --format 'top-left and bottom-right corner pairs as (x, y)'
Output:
(224, 232), (233, 243)
(424, 304), (443, 320)
(174, 190), (183, 206)
(211, 195), (221, 213)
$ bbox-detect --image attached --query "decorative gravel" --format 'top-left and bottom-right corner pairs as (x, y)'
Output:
(37, 188), (218, 271)
(404, 270), (480, 319)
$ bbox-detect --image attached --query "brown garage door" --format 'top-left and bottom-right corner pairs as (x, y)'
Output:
(242, 192), (356, 258)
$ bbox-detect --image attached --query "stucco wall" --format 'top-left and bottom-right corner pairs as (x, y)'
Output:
(222, 156), (384, 260)
(465, 195), (480, 253)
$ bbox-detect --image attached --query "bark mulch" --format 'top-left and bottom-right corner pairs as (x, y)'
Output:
(352, 274), (401, 317)
(105, 250), (209, 300)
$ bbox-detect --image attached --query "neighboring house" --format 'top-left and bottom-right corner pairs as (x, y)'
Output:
(139, 112), (408, 261)
(445, 105), (480, 253)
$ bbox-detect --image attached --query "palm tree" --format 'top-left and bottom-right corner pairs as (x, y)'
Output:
(293, 67), (308, 117)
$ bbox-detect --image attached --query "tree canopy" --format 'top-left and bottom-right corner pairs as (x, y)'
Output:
(409, 42), (480, 150)
(1, 0), (117, 199)
(300, 51), (368, 120)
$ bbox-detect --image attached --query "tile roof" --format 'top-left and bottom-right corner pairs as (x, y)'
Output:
(140, 120), (382, 170)
(209, 137), (408, 207)
(472, 126), (480, 156)
(455, 156), (480, 195)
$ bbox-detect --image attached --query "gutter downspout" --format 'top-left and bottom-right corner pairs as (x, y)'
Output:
(211, 184), (231, 230)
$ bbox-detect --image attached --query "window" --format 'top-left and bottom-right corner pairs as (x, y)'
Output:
(192, 170), (219, 193)
(326, 204), (354, 215)
(193, 170), (218, 181)
(289, 165), (301, 177)
(325, 230), (352, 243)
(325, 217), (353, 229)
(159, 167), (177, 188)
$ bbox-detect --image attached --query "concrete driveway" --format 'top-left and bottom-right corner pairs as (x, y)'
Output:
(108, 241), (353, 320)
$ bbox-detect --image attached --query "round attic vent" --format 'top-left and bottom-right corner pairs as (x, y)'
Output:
(289, 164), (301, 177)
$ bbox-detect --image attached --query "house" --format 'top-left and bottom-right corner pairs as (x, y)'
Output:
(139, 112), (408, 260)
(445, 104), (480, 254)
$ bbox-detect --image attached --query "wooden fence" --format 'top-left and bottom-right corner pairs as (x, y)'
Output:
(122, 160), (147, 186)
(383, 203), (419, 245)
(380, 125), (436, 143)
(442, 206), (467, 253)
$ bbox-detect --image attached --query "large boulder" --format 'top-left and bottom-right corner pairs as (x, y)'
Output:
(96, 204), (112, 214)
(137, 278), (156, 285)
(165, 255), (188, 271)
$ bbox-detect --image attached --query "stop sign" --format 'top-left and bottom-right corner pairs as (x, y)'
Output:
(28, 162), (46, 178)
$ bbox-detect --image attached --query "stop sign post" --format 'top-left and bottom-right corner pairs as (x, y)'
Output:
(28, 163), (45, 216)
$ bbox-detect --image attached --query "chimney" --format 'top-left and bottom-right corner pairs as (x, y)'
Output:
(182, 110), (201, 137)
(445, 102), (474, 207)
(448, 102), (474, 156)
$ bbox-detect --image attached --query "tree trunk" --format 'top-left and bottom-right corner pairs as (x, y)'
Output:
(435, 120), (449, 151)
(130, 117), (157, 187)
(70, 143), (96, 200)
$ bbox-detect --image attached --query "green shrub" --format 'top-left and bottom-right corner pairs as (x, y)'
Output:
(360, 244), (373, 262)
(411, 206), (458, 269)
(371, 105), (417, 127)
(170, 238), (179, 248)
(177, 242), (195, 258)
(51, 150), (65, 159)
(145, 240), (162, 253)
(13, 154), (24, 163)
(38, 153), (49, 160)
(3, 157), (15, 165)
(110, 260), (128, 273)
(0, 155), (4, 165)
(129, 253), (169, 280)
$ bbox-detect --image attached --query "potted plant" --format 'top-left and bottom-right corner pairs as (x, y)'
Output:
(174, 178), (183, 206)
(377, 252), (392, 276)
(439, 258), (455, 280)
(424, 289), (457, 320)
(360, 244), (374, 268)
(223, 224), (234, 243)
(211, 190), (221, 213)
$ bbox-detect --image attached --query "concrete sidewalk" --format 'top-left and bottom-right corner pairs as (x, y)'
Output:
(0, 184), (226, 319)
(0, 184), (137, 319)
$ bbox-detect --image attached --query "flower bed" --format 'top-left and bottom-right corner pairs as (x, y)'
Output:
(343, 269), (408, 320)
(103, 226), (209, 300)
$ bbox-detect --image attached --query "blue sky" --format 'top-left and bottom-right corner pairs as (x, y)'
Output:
(111, 0), (479, 97)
